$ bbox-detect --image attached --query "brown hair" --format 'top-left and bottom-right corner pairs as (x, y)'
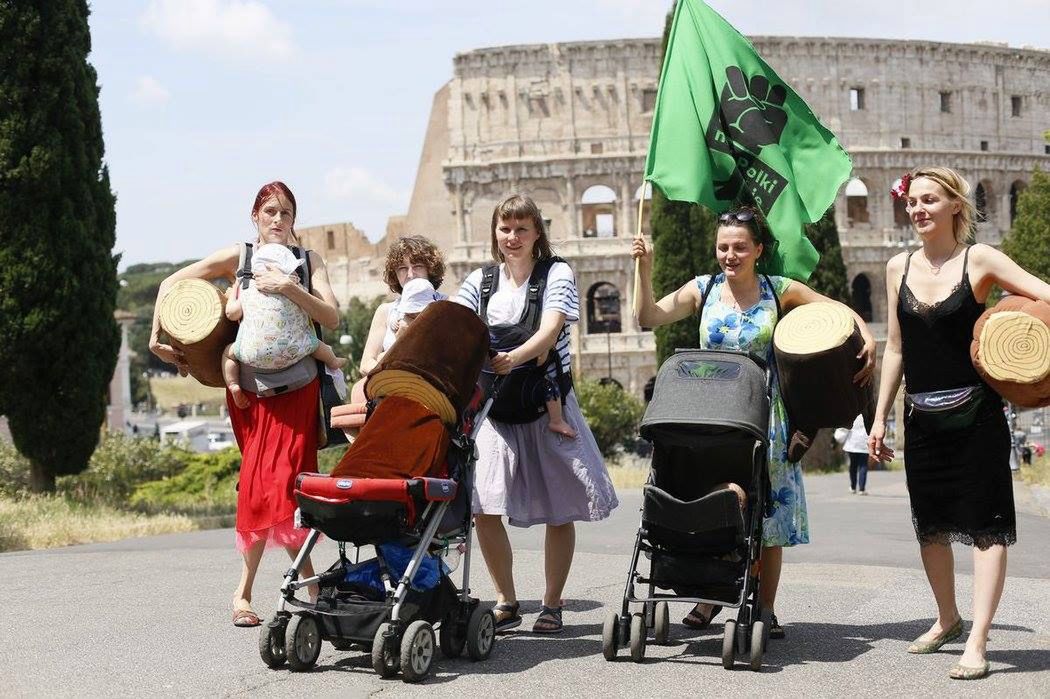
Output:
(382, 235), (446, 294)
(489, 194), (554, 262)
(716, 205), (771, 261)
(906, 166), (976, 243)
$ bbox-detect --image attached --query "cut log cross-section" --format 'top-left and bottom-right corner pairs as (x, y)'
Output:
(157, 279), (237, 387)
(971, 296), (1050, 408)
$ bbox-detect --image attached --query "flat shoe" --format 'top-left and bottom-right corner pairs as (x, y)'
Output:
(682, 604), (722, 630)
(232, 609), (261, 627)
(908, 617), (962, 654)
(949, 660), (990, 680)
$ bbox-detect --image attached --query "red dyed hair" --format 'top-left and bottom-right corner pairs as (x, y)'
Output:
(250, 181), (299, 242)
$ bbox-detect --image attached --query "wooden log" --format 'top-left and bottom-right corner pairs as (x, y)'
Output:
(157, 279), (237, 388)
(773, 302), (875, 436)
(971, 295), (1050, 408)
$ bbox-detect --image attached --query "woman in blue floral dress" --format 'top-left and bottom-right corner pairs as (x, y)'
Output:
(632, 206), (876, 639)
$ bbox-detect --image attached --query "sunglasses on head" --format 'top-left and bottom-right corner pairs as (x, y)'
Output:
(718, 210), (756, 225)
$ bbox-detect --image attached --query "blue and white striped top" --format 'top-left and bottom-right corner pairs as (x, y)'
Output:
(454, 261), (579, 379)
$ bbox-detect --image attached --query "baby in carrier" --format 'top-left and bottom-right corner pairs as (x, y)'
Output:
(386, 278), (446, 350)
(223, 243), (346, 408)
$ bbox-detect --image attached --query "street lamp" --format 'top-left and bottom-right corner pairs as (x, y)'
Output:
(593, 289), (621, 383)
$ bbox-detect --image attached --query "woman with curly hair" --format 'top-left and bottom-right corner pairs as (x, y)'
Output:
(358, 235), (447, 374)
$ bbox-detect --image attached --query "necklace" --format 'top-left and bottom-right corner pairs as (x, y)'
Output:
(922, 242), (959, 275)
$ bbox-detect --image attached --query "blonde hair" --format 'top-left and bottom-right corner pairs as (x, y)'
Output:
(907, 166), (976, 243)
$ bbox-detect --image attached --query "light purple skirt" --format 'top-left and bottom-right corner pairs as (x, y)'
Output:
(472, 390), (619, 527)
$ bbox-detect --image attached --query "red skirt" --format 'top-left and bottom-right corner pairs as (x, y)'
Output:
(227, 379), (319, 552)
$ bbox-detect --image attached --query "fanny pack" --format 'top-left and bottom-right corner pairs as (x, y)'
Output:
(905, 385), (986, 432)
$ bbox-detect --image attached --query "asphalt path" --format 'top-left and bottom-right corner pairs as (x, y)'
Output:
(2, 471), (1048, 697)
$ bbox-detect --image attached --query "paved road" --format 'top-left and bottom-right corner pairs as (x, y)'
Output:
(3, 472), (1048, 697)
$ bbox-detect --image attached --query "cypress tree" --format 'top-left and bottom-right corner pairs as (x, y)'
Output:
(650, 2), (719, 365)
(803, 205), (850, 303)
(0, 1), (119, 491)
(1002, 169), (1050, 284)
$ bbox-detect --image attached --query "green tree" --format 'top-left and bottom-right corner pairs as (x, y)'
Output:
(803, 205), (850, 303)
(1002, 168), (1050, 284)
(575, 378), (645, 459)
(319, 295), (385, 382)
(0, 1), (119, 491)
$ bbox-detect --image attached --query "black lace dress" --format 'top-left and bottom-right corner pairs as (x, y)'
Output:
(897, 247), (1015, 549)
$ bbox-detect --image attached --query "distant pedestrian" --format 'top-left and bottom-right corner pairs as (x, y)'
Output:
(836, 414), (872, 495)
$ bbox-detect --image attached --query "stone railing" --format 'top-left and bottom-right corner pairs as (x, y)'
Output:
(578, 331), (655, 354)
(448, 135), (647, 163)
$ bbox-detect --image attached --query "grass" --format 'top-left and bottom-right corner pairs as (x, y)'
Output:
(0, 495), (203, 552)
(149, 375), (226, 412)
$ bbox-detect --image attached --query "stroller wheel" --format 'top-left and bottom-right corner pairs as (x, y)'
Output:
(400, 620), (436, 683)
(722, 619), (737, 670)
(371, 622), (401, 678)
(749, 616), (766, 671)
(629, 613), (647, 663)
(439, 612), (466, 658)
(653, 602), (670, 645)
(465, 606), (496, 661)
(285, 614), (322, 672)
(258, 619), (287, 669)
(601, 612), (620, 661)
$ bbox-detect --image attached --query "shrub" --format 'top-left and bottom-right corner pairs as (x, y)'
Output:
(576, 378), (645, 459)
(129, 447), (241, 514)
(0, 441), (32, 497)
(56, 431), (189, 507)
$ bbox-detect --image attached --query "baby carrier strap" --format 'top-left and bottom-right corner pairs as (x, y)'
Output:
(295, 247), (321, 339)
(696, 273), (781, 320)
(478, 256), (564, 330)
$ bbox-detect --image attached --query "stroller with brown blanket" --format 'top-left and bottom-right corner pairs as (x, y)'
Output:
(257, 301), (497, 683)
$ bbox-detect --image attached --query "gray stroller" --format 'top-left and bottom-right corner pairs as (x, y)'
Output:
(602, 349), (774, 670)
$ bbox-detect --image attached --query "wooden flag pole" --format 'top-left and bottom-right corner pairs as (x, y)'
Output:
(632, 179), (647, 318)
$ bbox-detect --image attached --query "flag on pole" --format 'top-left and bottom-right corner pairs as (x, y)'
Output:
(644, 0), (852, 281)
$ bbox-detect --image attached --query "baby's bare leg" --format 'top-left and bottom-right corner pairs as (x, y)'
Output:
(546, 397), (577, 439)
(223, 344), (250, 409)
(312, 342), (347, 370)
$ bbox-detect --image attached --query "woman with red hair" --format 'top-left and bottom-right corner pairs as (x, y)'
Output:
(150, 181), (341, 627)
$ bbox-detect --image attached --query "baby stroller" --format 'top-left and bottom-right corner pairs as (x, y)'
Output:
(257, 388), (497, 683)
(602, 349), (774, 671)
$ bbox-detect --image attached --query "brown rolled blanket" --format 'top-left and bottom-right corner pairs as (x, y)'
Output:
(365, 300), (489, 425)
(971, 295), (1050, 408)
(331, 395), (450, 479)
(773, 302), (875, 457)
(157, 279), (237, 387)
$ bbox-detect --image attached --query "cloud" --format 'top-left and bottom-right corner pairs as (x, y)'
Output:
(129, 76), (171, 107)
(140, 0), (294, 62)
(323, 167), (407, 208)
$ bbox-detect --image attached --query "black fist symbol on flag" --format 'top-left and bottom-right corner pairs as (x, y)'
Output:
(720, 66), (788, 155)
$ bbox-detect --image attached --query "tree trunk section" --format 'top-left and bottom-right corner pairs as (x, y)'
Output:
(29, 461), (56, 493)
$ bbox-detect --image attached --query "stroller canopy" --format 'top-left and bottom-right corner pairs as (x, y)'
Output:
(641, 350), (770, 445)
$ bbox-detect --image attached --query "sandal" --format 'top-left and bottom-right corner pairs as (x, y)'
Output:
(949, 660), (990, 680)
(232, 608), (261, 627)
(769, 614), (785, 640)
(682, 604), (722, 630)
(493, 601), (522, 633)
(532, 606), (563, 634)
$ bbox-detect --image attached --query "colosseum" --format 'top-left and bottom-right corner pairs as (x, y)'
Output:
(299, 36), (1050, 398)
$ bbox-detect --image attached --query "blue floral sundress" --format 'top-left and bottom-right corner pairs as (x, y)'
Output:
(697, 273), (809, 547)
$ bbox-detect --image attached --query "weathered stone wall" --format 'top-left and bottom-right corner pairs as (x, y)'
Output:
(321, 36), (1050, 394)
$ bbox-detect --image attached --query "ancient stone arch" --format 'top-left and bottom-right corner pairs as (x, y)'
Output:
(845, 177), (872, 226)
(581, 184), (617, 238)
(586, 281), (622, 334)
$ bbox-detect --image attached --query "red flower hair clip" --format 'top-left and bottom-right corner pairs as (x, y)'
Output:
(890, 173), (912, 200)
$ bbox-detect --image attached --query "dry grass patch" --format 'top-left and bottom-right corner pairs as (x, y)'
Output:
(150, 375), (226, 411)
(607, 464), (649, 490)
(1019, 454), (1050, 488)
(0, 495), (198, 552)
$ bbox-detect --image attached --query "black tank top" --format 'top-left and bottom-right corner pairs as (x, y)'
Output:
(897, 246), (984, 393)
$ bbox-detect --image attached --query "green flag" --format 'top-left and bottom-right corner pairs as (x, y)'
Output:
(645, 0), (852, 281)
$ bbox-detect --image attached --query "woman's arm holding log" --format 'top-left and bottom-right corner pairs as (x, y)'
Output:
(970, 243), (1050, 303)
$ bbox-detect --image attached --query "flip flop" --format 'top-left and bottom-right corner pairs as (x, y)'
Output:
(493, 601), (522, 633)
(682, 604), (722, 630)
(232, 609), (261, 627)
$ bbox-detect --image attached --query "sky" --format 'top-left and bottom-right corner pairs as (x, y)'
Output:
(86, 0), (1050, 269)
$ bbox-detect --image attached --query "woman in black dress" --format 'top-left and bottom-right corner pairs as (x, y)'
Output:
(869, 167), (1050, 679)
